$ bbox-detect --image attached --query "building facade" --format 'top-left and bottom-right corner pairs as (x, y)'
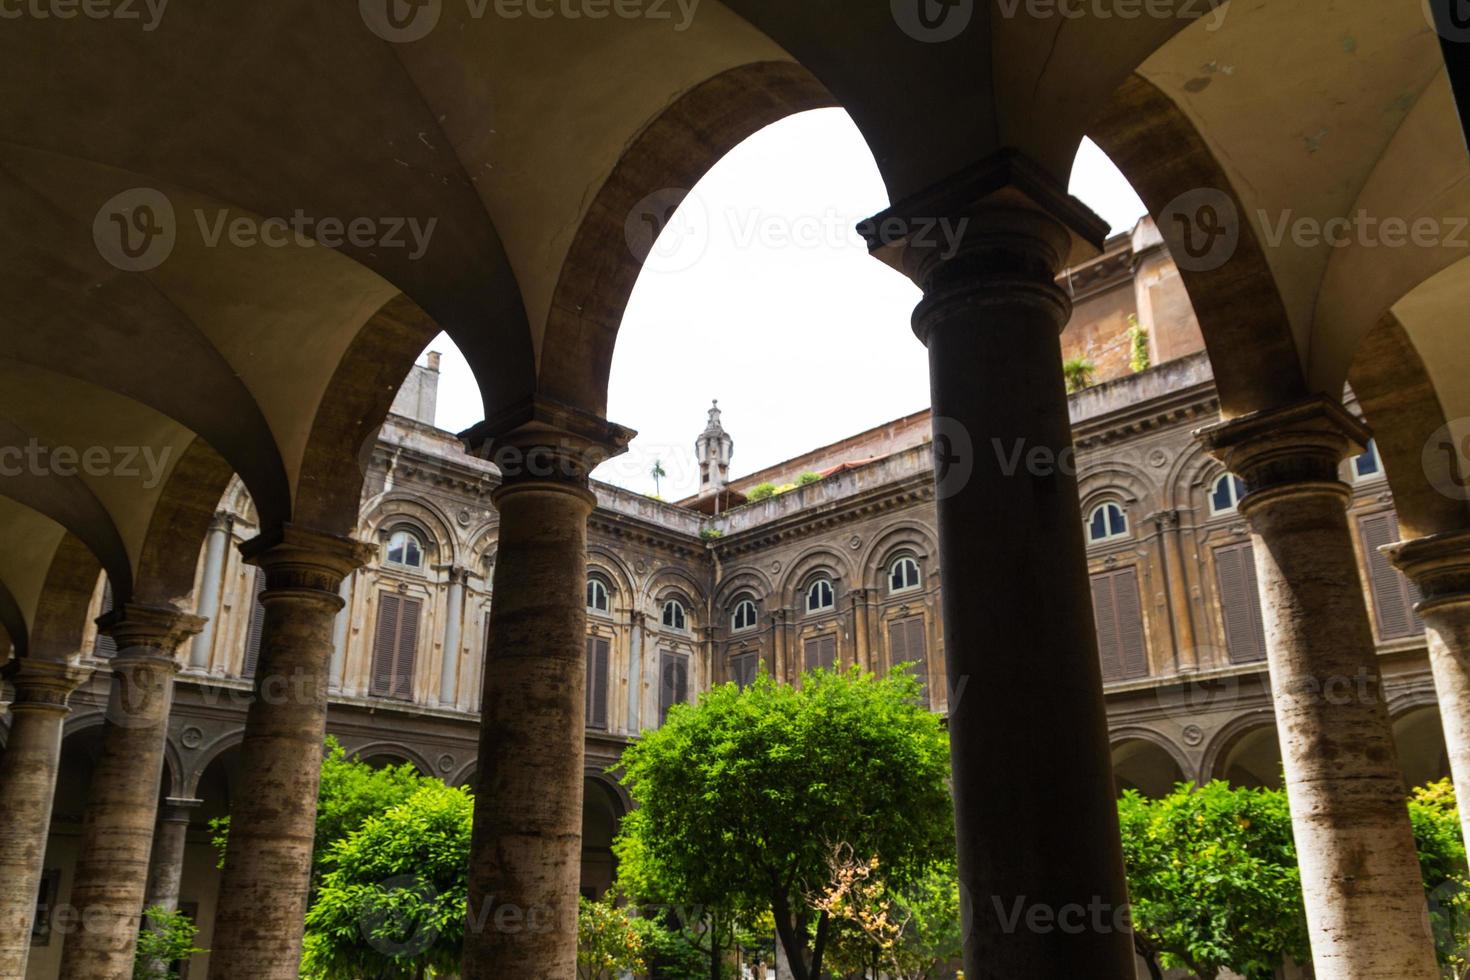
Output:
(13, 220), (1448, 978)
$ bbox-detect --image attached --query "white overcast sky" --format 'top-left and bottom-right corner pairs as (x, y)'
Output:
(426, 109), (1146, 500)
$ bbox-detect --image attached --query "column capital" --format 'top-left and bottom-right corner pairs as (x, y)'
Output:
(1194, 396), (1370, 512)
(1386, 528), (1470, 615)
(240, 524), (374, 598)
(99, 603), (206, 663)
(460, 396), (634, 492)
(1, 657), (93, 711)
(209, 511), (236, 535)
(159, 797), (203, 824)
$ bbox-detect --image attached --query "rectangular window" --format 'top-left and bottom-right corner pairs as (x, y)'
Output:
(1214, 541), (1268, 665)
(1359, 511), (1425, 641)
(241, 569), (266, 678)
(586, 635), (610, 730)
(730, 650), (759, 690)
(1090, 567), (1149, 683)
(887, 615), (930, 708)
(93, 579), (117, 659)
(658, 650), (689, 726)
(371, 592), (421, 700)
(803, 633), (836, 673)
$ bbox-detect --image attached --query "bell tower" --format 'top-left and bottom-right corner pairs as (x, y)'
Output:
(696, 400), (733, 494)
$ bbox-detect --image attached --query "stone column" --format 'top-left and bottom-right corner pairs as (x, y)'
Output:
(458, 398), (632, 978)
(627, 611), (645, 734)
(60, 605), (204, 980)
(771, 609), (788, 683)
(189, 512), (234, 671)
(207, 526), (371, 980)
(439, 567), (467, 706)
(143, 797), (202, 914)
(0, 658), (91, 977)
(850, 589), (871, 671)
(328, 572), (353, 693)
(861, 157), (1134, 977)
(1198, 397), (1439, 979)
(1388, 529), (1470, 852)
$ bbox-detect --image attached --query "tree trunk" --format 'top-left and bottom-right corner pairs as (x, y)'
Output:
(770, 891), (810, 980)
(709, 909), (721, 980)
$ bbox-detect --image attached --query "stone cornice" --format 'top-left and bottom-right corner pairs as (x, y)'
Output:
(1195, 395), (1370, 503)
(240, 525), (375, 597)
(1386, 528), (1470, 613)
(713, 474), (935, 558)
(1, 657), (93, 710)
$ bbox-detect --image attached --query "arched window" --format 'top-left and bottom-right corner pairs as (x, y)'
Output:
(1087, 503), (1129, 543)
(586, 576), (610, 614)
(805, 577), (835, 614)
(662, 599), (687, 631)
(1210, 474), (1248, 516)
(1354, 439), (1382, 480)
(889, 556), (921, 594)
(732, 597), (758, 632)
(385, 528), (425, 570)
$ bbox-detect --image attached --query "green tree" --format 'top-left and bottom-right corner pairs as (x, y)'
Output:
(1411, 779), (1470, 976)
(577, 891), (649, 980)
(133, 906), (204, 980)
(747, 482), (778, 502)
(302, 782), (472, 980)
(211, 736), (430, 895)
(651, 459), (667, 497)
(614, 667), (953, 980)
(1118, 781), (1308, 980)
(1063, 357), (1096, 393)
(816, 848), (961, 980)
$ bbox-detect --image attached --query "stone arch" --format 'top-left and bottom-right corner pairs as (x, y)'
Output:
(586, 547), (637, 608)
(1109, 728), (1190, 798)
(293, 293), (455, 536)
(28, 534), (105, 662)
(1076, 458), (1155, 515)
(184, 728), (248, 798)
(780, 546), (854, 611)
(860, 522), (938, 593)
(1089, 72), (1307, 419)
(1348, 313), (1470, 541)
(466, 524), (500, 578)
(713, 566), (775, 610)
(646, 569), (706, 633)
(1200, 711), (1283, 790)
(1165, 441), (1227, 517)
(363, 495), (459, 570)
(340, 740), (435, 777)
(1389, 700), (1451, 792)
(134, 438), (236, 608)
(0, 577), (28, 658)
(450, 761), (478, 789)
(539, 60), (836, 416)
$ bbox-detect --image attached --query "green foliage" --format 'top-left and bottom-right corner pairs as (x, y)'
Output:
(614, 667), (953, 980)
(133, 906), (204, 980)
(577, 892), (649, 980)
(747, 483), (778, 502)
(1063, 357), (1096, 394)
(796, 472), (822, 486)
(819, 852), (961, 980)
(302, 782), (472, 980)
(211, 736), (431, 894)
(651, 459), (667, 496)
(1118, 781), (1307, 980)
(1410, 779), (1470, 975)
(700, 528), (724, 542)
(1128, 315), (1151, 373)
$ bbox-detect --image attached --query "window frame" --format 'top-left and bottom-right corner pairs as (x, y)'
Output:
(888, 556), (922, 595)
(586, 576), (611, 615)
(1353, 439), (1384, 482)
(805, 577), (836, 615)
(1209, 474), (1248, 516)
(1086, 502), (1131, 544)
(661, 598), (688, 632)
(731, 597), (759, 633)
(384, 527), (426, 571)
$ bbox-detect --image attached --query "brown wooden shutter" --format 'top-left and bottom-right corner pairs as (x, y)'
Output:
(803, 634), (836, 673)
(586, 636), (610, 730)
(242, 569), (267, 677)
(1091, 568), (1148, 682)
(371, 592), (402, 697)
(730, 652), (757, 690)
(93, 579), (118, 658)
(1358, 512), (1425, 641)
(658, 651), (689, 725)
(391, 596), (421, 700)
(889, 615), (929, 707)
(1214, 541), (1267, 664)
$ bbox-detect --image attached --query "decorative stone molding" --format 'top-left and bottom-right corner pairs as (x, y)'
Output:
(1, 658), (92, 710)
(1194, 396), (1370, 513)
(240, 524), (375, 601)
(460, 395), (634, 489)
(97, 604), (207, 660)
(1385, 528), (1470, 614)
